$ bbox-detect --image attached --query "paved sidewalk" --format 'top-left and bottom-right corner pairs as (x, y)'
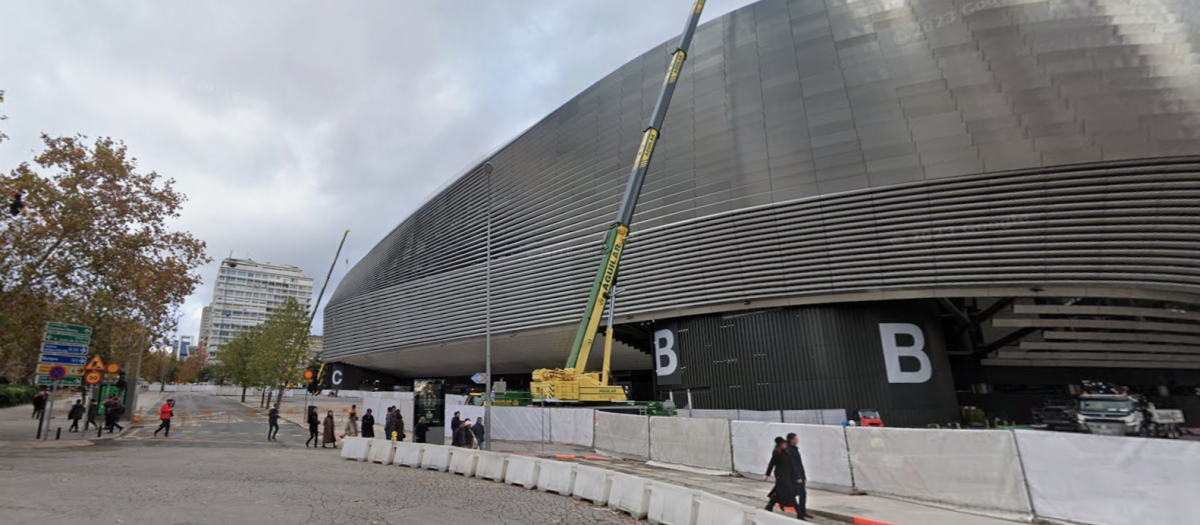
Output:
(489, 440), (1018, 525)
(0, 388), (165, 443)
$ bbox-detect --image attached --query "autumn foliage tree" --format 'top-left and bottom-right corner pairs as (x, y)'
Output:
(0, 92), (210, 381)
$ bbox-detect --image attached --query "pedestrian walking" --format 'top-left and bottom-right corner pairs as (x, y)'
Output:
(763, 436), (802, 520)
(107, 398), (126, 433)
(153, 399), (175, 438)
(344, 404), (359, 437)
(787, 433), (813, 520)
(322, 410), (337, 448)
(305, 406), (320, 448)
(68, 400), (85, 432)
(85, 398), (100, 430)
(268, 403), (281, 441)
(472, 417), (486, 449)
(454, 420), (476, 449)
(450, 411), (462, 438)
(395, 412), (406, 442)
(361, 409), (375, 438)
(32, 389), (48, 420)
(383, 406), (396, 441)
(415, 416), (429, 443)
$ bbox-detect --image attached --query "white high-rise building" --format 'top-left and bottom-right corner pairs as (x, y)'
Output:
(200, 258), (314, 362)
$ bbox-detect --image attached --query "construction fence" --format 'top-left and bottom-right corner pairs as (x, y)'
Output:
(444, 403), (1199, 525)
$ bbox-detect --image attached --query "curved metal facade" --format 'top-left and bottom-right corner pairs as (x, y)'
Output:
(325, 0), (1200, 369)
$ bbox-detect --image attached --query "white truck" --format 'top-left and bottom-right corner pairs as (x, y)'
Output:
(1076, 394), (1186, 438)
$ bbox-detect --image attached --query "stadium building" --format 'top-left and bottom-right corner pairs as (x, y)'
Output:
(324, 0), (1200, 425)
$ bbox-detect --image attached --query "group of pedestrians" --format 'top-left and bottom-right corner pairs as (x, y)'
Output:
(449, 411), (486, 449)
(763, 433), (813, 521)
(381, 406), (406, 441)
(305, 406), (339, 448)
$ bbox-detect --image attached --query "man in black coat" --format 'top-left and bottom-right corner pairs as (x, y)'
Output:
(787, 433), (814, 520)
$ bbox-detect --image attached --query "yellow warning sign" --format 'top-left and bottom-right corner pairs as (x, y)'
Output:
(84, 355), (106, 371)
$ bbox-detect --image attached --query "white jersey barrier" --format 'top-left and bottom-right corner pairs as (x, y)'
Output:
(608, 472), (653, 519)
(449, 449), (479, 477)
(504, 455), (541, 489)
(475, 450), (508, 481)
(1014, 430), (1200, 525)
(647, 482), (697, 525)
(549, 408), (595, 446)
(571, 465), (613, 505)
(367, 440), (396, 464)
(695, 493), (754, 525)
(340, 437), (371, 461)
(730, 421), (854, 490)
(394, 442), (424, 467)
(847, 427), (1033, 520)
(537, 459), (577, 496)
(421, 445), (451, 472)
(594, 411), (651, 459)
(649, 416), (733, 472)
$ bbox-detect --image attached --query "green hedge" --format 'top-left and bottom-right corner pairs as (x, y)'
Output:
(0, 384), (37, 408)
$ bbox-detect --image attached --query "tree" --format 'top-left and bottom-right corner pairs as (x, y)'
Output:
(220, 329), (264, 403)
(177, 347), (208, 384)
(0, 95), (210, 381)
(254, 298), (311, 408)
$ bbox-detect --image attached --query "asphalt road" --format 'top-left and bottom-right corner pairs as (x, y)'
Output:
(0, 394), (635, 525)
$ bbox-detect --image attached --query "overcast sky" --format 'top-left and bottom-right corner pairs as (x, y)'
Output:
(0, 0), (756, 339)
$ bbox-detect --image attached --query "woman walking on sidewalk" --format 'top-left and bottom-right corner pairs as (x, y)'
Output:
(322, 409), (337, 448)
(305, 406), (320, 448)
(344, 404), (359, 437)
(763, 436), (803, 520)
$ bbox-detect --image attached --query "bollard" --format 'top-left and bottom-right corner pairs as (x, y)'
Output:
(392, 431), (398, 442)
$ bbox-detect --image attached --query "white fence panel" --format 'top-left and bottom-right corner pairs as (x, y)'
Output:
(397, 392), (415, 433)
(549, 408), (594, 447)
(443, 404), (485, 438)
(492, 406), (547, 442)
(737, 410), (781, 422)
(781, 409), (846, 425)
(730, 421), (853, 490)
(1015, 430), (1200, 525)
(649, 416), (732, 472)
(847, 427), (1032, 519)
(684, 409), (738, 420)
(594, 412), (650, 459)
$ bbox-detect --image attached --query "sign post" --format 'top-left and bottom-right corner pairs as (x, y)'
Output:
(37, 321), (92, 440)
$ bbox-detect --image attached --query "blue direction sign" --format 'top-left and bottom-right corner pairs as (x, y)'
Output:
(39, 354), (87, 366)
(40, 343), (89, 356)
(471, 373), (487, 385)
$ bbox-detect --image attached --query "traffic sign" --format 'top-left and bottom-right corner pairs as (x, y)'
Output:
(37, 375), (82, 386)
(44, 332), (90, 345)
(36, 364), (84, 376)
(303, 370), (314, 380)
(40, 343), (89, 356)
(39, 354), (87, 366)
(47, 365), (67, 381)
(105, 363), (121, 374)
(45, 322), (92, 336)
(83, 371), (102, 386)
(84, 355), (106, 371)
(471, 373), (487, 385)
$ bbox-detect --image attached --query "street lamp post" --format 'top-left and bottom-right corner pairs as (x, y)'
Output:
(483, 162), (494, 451)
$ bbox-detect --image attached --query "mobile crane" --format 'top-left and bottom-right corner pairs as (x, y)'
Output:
(528, 0), (707, 403)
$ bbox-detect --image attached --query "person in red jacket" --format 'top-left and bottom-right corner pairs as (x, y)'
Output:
(153, 399), (176, 438)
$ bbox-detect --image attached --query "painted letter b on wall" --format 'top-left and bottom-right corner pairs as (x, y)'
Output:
(654, 327), (681, 385)
(878, 323), (932, 384)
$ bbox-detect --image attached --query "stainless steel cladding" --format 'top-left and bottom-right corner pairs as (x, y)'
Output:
(325, 0), (1200, 365)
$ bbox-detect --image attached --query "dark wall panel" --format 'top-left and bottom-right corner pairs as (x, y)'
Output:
(657, 300), (958, 427)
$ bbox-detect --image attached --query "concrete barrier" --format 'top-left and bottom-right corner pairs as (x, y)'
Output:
(571, 465), (613, 505)
(367, 439), (396, 464)
(647, 482), (697, 525)
(475, 451), (508, 482)
(340, 437), (371, 461)
(450, 449), (479, 477)
(608, 473), (653, 520)
(421, 444), (451, 472)
(504, 455), (542, 489)
(394, 442), (424, 467)
(753, 509), (796, 525)
(695, 493), (753, 525)
(536, 459), (577, 496)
